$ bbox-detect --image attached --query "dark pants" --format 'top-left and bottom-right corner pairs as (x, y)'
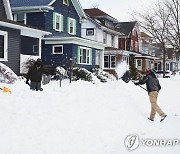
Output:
(30, 81), (41, 91)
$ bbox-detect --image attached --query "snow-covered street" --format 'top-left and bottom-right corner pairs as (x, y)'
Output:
(0, 76), (180, 154)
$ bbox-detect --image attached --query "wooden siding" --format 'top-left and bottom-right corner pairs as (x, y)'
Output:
(0, 0), (7, 19)
(0, 26), (21, 75)
(26, 12), (46, 30)
(25, 0), (81, 36)
(42, 43), (96, 70)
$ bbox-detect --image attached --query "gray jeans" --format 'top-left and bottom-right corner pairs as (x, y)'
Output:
(30, 81), (41, 91)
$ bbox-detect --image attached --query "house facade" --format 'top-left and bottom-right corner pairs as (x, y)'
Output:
(82, 8), (126, 72)
(0, 0), (49, 75)
(11, 0), (105, 70)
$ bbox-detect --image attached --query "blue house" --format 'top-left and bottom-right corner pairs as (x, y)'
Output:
(10, 0), (105, 70)
(0, 0), (49, 75)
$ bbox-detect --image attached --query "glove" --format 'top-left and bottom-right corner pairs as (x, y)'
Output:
(26, 79), (29, 85)
(134, 82), (139, 86)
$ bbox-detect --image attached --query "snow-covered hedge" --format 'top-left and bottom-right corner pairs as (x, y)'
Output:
(72, 67), (99, 83)
(92, 68), (116, 82)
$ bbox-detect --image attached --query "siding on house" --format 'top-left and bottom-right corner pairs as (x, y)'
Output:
(25, 0), (81, 37)
(0, 26), (21, 75)
(0, 0), (7, 19)
(42, 43), (96, 70)
(26, 12), (46, 30)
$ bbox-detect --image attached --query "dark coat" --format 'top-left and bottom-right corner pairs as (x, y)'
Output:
(26, 63), (46, 82)
(138, 71), (161, 93)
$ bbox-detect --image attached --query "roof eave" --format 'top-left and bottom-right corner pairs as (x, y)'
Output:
(11, 6), (54, 12)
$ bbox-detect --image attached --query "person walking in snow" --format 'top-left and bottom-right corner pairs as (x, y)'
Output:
(134, 69), (167, 122)
(26, 59), (46, 91)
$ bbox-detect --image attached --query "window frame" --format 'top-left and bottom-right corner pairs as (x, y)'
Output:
(68, 17), (76, 35)
(0, 30), (8, 61)
(104, 55), (116, 69)
(52, 45), (64, 55)
(86, 28), (94, 36)
(53, 13), (63, 32)
(79, 47), (91, 65)
(136, 59), (142, 70)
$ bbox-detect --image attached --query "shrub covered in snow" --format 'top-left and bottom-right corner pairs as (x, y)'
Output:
(51, 66), (68, 80)
(72, 67), (98, 83)
(0, 62), (17, 84)
(92, 68), (116, 82)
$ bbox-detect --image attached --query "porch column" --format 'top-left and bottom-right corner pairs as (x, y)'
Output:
(99, 50), (104, 69)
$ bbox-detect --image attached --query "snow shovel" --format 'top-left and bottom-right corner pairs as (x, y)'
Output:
(121, 71), (147, 91)
(0, 87), (12, 94)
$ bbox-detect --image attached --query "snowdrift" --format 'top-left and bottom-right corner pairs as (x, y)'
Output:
(0, 62), (18, 84)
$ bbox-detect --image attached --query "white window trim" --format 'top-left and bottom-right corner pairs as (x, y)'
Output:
(110, 55), (116, 69)
(0, 30), (8, 61)
(104, 55), (116, 69)
(79, 46), (91, 65)
(136, 59), (142, 70)
(54, 13), (63, 32)
(68, 17), (76, 35)
(52, 45), (64, 54)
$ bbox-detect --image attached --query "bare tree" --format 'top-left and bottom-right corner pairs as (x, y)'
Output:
(164, 0), (180, 52)
(135, 0), (180, 77)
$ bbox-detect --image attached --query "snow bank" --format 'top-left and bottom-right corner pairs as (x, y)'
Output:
(0, 76), (180, 154)
(0, 62), (17, 84)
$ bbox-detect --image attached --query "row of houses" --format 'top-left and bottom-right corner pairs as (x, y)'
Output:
(0, 0), (179, 76)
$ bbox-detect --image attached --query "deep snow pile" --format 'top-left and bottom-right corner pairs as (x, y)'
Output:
(0, 62), (17, 84)
(0, 75), (180, 154)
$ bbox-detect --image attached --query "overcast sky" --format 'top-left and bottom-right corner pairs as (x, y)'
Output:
(79, 0), (158, 21)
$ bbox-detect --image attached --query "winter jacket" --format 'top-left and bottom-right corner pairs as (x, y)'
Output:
(26, 64), (46, 82)
(137, 71), (161, 93)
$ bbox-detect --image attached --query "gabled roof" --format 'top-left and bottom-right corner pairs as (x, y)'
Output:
(3, 0), (13, 20)
(114, 21), (137, 36)
(84, 8), (118, 22)
(10, 0), (86, 19)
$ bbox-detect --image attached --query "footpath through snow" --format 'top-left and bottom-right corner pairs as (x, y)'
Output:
(0, 76), (180, 154)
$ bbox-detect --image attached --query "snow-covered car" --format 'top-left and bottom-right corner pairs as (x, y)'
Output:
(155, 70), (171, 78)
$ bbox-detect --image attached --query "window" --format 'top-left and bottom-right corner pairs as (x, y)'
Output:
(63, 0), (69, 5)
(86, 28), (94, 36)
(14, 13), (26, 24)
(53, 13), (63, 32)
(53, 45), (63, 54)
(33, 45), (38, 54)
(77, 47), (92, 65)
(103, 31), (107, 44)
(0, 31), (8, 61)
(104, 55), (109, 68)
(68, 18), (76, 35)
(111, 35), (115, 47)
(110, 55), (116, 68)
(104, 55), (116, 69)
(136, 59), (142, 70)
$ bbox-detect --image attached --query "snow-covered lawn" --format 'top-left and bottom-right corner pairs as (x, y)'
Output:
(0, 76), (180, 154)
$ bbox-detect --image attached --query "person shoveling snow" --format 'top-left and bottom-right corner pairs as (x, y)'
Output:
(134, 69), (167, 122)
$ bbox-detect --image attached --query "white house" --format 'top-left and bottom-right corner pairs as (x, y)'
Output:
(81, 8), (125, 71)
